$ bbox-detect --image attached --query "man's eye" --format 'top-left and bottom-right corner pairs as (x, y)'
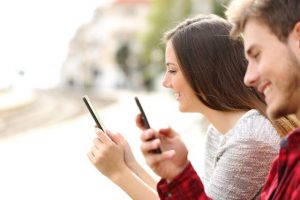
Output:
(252, 52), (260, 59)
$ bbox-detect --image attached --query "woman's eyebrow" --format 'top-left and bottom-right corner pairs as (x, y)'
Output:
(166, 62), (177, 67)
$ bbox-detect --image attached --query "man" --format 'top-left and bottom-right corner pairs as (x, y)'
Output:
(226, 0), (300, 199)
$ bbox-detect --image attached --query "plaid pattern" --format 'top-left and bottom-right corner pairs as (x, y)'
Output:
(157, 162), (211, 200)
(157, 127), (300, 200)
(260, 127), (300, 200)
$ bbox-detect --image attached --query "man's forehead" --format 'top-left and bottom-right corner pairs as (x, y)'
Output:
(243, 19), (269, 50)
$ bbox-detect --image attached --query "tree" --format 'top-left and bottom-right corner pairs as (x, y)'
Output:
(138, 0), (192, 90)
(212, 0), (230, 17)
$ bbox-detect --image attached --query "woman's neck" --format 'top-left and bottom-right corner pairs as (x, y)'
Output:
(203, 109), (249, 134)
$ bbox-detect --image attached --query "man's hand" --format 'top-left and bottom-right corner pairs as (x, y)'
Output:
(140, 126), (189, 181)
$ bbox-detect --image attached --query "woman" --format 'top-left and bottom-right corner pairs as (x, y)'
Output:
(87, 14), (298, 199)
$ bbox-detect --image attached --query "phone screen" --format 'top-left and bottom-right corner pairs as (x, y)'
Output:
(82, 95), (104, 131)
(134, 96), (161, 154)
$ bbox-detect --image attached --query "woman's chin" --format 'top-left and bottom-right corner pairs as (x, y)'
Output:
(178, 105), (187, 113)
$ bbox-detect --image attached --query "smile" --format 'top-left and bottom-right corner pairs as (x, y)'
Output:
(258, 81), (271, 94)
(263, 85), (272, 96)
(174, 92), (181, 100)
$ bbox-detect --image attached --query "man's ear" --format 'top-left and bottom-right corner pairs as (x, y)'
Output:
(289, 21), (300, 49)
(293, 21), (300, 43)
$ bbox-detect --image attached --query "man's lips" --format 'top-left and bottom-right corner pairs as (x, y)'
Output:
(257, 81), (271, 94)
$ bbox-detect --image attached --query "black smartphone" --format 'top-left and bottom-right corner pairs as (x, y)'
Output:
(82, 95), (105, 131)
(134, 96), (161, 154)
(134, 96), (151, 129)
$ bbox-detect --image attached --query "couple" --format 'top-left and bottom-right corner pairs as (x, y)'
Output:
(88, 0), (300, 199)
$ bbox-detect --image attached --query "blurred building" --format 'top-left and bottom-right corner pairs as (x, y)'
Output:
(60, 0), (216, 91)
(61, 0), (152, 91)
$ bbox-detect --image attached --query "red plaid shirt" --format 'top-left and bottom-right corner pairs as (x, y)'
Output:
(157, 127), (300, 200)
(260, 127), (300, 199)
(157, 162), (211, 200)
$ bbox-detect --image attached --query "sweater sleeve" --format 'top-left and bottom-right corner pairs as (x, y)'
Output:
(205, 139), (278, 200)
(157, 162), (211, 200)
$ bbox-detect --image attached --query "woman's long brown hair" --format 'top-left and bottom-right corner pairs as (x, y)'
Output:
(164, 14), (299, 137)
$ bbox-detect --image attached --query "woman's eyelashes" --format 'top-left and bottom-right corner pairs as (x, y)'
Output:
(167, 69), (177, 74)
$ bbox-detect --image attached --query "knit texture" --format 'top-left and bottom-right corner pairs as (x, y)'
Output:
(203, 109), (280, 200)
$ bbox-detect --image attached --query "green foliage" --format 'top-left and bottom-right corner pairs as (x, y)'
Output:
(139, 0), (192, 90)
(212, 0), (230, 17)
(115, 43), (130, 76)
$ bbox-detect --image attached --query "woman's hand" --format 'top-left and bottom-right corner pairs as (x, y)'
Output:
(87, 129), (129, 180)
(115, 131), (139, 172)
(140, 126), (189, 181)
(88, 129), (159, 199)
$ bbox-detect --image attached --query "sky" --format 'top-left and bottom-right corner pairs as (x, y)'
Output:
(0, 0), (111, 89)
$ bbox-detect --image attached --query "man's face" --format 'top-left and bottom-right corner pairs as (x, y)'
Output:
(243, 19), (300, 119)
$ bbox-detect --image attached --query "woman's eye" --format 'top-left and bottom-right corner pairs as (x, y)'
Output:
(168, 69), (177, 74)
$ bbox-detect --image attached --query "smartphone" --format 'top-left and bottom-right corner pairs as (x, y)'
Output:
(82, 95), (105, 131)
(134, 96), (151, 129)
(134, 96), (161, 154)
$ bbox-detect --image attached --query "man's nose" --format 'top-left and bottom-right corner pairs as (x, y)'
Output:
(244, 62), (260, 87)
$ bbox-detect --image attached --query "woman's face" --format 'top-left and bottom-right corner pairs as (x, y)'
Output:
(162, 41), (202, 113)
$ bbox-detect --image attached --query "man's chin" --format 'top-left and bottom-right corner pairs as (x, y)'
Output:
(267, 104), (291, 120)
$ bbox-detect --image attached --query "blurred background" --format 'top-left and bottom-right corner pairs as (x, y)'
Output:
(0, 0), (229, 199)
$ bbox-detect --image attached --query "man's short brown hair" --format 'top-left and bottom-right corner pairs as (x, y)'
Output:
(226, 0), (300, 41)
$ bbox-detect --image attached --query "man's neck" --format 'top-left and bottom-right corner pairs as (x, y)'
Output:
(296, 110), (300, 122)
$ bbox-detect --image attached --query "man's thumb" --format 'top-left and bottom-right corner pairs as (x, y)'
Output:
(158, 126), (174, 137)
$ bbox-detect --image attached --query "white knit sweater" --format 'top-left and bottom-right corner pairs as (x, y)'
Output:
(202, 109), (280, 200)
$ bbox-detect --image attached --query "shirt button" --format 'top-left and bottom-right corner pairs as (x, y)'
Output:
(167, 192), (172, 197)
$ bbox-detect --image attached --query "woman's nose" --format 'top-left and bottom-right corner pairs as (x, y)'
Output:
(162, 73), (171, 88)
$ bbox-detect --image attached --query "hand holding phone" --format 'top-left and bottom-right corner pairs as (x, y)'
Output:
(82, 95), (105, 131)
(135, 97), (161, 154)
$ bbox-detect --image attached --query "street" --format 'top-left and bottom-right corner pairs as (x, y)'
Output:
(0, 89), (207, 200)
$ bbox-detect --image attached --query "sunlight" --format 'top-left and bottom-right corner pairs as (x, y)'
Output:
(0, 0), (111, 89)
